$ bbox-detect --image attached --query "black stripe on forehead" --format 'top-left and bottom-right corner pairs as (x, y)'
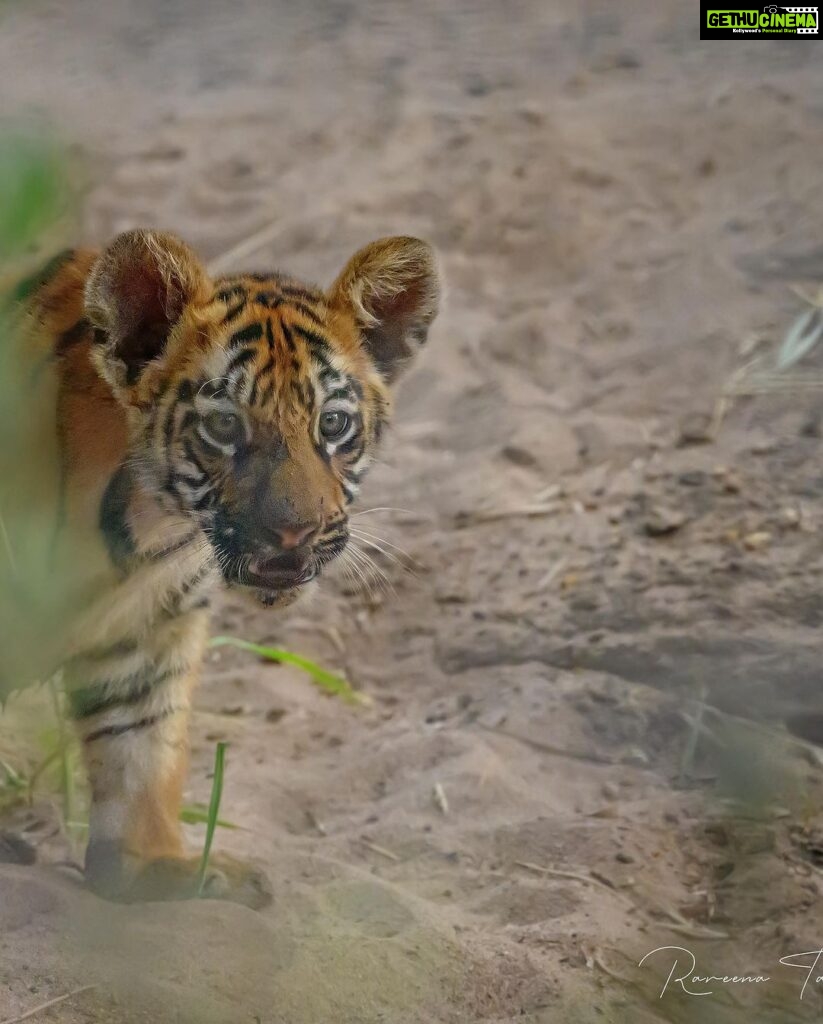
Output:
(280, 320), (298, 356)
(238, 280), (326, 326)
(278, 282), (325, 302)
(223, 299), (247, 324)
(236, 272), (281, 283)
(291, 323), (333, 363)
(283, 300), (324, 326)
(215, 283), (248, 302)
(290, 323), (344, 386)
(230, 322), (264, 347)
(215, 283), (249, 325)
(249, 351), (276, 407)
(253, 291), (280, 309)
(248, 272), (323, 296)
(241, 318), (291, 409)
(303, 380), (315, 415)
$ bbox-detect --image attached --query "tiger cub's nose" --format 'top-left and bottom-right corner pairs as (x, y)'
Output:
(273, 522), (318, 550)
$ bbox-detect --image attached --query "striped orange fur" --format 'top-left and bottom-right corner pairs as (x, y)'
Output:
(2, 230), (440, 906)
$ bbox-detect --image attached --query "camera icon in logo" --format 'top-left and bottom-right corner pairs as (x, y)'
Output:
(763, 4), (779, 10)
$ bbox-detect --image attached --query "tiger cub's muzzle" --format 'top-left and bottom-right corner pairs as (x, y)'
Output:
(212, 513), (349, 602)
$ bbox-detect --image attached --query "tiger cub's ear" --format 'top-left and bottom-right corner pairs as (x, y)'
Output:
(328, 236), (441, 383)
(85, 229), (211, 393)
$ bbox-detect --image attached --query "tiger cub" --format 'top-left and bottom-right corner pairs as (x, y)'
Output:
(0, 230), (440, 907)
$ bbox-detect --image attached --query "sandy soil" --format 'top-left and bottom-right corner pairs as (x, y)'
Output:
(3, 1), (823, 1021)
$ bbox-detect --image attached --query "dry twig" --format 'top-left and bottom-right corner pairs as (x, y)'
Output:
(514, 860), (621, 897)
(360, 838), (400, 862)
(0, 985), (97, 1024)
(457, 502), (560, 526)
(478, 723), (617, 766)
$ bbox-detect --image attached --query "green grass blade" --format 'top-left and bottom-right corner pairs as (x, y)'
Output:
(0, 758), (26, 790)
(209, 635), (364, 705)
(48, 679), (77, 840)
(180, 802), (239, 830)
(196, 741), (228, 896)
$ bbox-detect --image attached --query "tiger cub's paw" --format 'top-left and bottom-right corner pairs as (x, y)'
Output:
(194, 853), (274, 909)
(86, 843), (273, 910)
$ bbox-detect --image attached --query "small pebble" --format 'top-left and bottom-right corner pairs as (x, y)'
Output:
(743, 530), (772, 551)
(622, 746), (650, 767)
(219, 704), (247, 716)
(643, 507), (687, 537)
(677, 412), (714, 447)
(781, 507), (801, 529)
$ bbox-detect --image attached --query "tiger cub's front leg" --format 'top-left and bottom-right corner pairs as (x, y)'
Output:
(66, 613), (271, 909)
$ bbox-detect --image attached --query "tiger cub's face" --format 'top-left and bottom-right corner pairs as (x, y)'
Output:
(85, 231), (440, 604)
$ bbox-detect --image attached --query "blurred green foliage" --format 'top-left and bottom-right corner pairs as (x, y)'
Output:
(0, 129), (68, 258)
(0, 124), (76, 701)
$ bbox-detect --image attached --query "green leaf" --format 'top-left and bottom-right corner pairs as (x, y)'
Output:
(180, 802), (238, 830)
(209, 635), (364, 705)
(196, 741), (228, 896)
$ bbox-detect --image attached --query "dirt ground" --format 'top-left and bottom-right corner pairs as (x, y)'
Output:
(3, 1), (823, 1021)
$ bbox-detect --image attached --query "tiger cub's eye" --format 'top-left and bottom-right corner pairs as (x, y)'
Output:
(319, 409), (351, 440)
(203, 410), (244, 446)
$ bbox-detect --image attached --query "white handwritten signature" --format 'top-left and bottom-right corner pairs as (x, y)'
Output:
(639, 946), (823, 1000)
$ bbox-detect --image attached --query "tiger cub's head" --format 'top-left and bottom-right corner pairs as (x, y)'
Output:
(85, 230), (441, 605)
